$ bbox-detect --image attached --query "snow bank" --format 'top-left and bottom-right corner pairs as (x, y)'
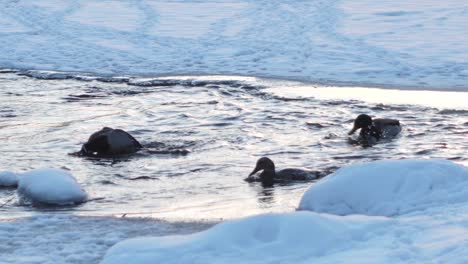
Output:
(18, 168), (87, 205)
(0, 214), (212, 264)
(0, 171), (18, 187)
(298, 159), (468, 216)
(101, 212), (387, 264)
(101, 159), (468, 264)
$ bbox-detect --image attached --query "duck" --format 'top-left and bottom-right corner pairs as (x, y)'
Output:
(348, 114), (401, 142)
(80, 127), (142, 157)
(245, 157), (320, 186)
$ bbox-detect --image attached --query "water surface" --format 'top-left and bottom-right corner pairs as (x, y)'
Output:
(0, 71), (467, 220)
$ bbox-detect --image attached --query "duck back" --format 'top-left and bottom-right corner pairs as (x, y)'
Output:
(373, 119), (401, 138)
(276, 168), (319, 181)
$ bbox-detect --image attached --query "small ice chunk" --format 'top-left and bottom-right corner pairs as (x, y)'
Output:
(0, 171), (18, 187)
(18, 168), (87, 205)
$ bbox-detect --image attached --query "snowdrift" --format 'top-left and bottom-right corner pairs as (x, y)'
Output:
(101, 212), (387, 264)
(298, 159), (468, 216)
(101, 159), (468, 264)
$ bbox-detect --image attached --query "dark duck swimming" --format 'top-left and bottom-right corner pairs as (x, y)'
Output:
(80, 127), (142, 157)
(348, 114), (401, 144)
(245, 157), (320, 186)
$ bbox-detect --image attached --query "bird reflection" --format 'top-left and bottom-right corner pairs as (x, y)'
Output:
(252, 184), (275, 207)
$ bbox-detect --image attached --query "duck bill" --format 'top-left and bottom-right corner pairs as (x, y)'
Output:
(348, 126), (358, 135)
(249, 166), (261, 177)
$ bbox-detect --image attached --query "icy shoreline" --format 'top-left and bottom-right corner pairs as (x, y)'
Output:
(4, 159), (468, 264)
(4, 68), (468, 92)
(0, 214), (215, 264)
(1, 0), (467, 90)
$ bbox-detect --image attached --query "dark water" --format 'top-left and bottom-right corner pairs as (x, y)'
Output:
(0, 71), (467, 220)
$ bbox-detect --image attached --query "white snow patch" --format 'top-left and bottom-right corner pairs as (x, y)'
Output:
(339, 0), (468, 62)
(82, 37), (138, 52)
(266, 84), (468, 109)
(67, 1), (140, 31)
(100, 206), (468, 263)
(0, 171), (18, 187)
(1, 0), (466, 89)
(0, 214), (212, 264)
(29, 0), (68, 12)
(148, 2), (248, 38)
(18, 168), (87, 205)
(298, 159), (468, 216)
(0, 15), (29, 33)
(101, 212), (388, 264)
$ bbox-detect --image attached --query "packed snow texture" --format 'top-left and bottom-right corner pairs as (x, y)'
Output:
(102, 159), (468, 264)
(1, 0), (467, 89)
(0, 214), (213, 264)
(101, 212), (388, 264)
(18, 168), (87, 205)
(298, 159), (468, 216)
(0, 171), (18, 187)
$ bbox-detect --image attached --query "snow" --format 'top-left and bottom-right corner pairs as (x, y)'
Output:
(1, 0), (468, 262)
(0, 214), (213, 264)
(0, 0), (467, 89)
(101, 159), (468, 263)
(0, 171), (18, 187)
(101, 212), (388, 264)
(298, 159), (468, 216)
(266, 84), (468, 109)
(17, 168), (87, 205)
(67, 1), (140, 32)
(147, 2), (248, 38)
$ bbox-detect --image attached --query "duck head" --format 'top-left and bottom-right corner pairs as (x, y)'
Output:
(249, 157), (276, 178)
(348, 114), (372, 135)
(80, 127), (112, 156)
(80, 134), (110, 155)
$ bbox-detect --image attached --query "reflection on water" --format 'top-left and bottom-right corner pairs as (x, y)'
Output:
(254, 185), (275, 206)
(0, 71), (467, 220)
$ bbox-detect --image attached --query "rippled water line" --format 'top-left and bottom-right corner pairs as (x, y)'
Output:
(0, 72), (467, 221)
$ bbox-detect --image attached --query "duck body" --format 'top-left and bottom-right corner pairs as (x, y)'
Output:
(80, 127), (142, 157)
(245, 157), (319, 186)
(372, 118), (402, 138)
(349, 114), (401, 142)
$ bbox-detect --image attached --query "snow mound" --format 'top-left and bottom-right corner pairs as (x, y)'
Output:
(18, 169), (87, 205)
(298, 159), (468, 216)
(101, 212), (387, 264)
(0, 171), (18, 187)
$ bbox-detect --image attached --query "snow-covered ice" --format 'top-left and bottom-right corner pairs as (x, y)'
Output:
(17, 168), (87, 205)
(101, 212), (388, 264)
(0, 171), (18, 187)
(101, 159), (468, 263)
(0, 214), (213, 264)
(0, 0), (467, 90)
(298, 159), (468, 216)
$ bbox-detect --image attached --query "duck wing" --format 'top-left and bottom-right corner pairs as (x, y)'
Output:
(276, 168), (319, 181)
(113, 129), (143, 148)
(373, 118), (400, 127)
(373, 119), (401, 138)
(107, 129), (142, 154)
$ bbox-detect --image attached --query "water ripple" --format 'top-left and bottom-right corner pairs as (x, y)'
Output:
(0, 71), (466, 219)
